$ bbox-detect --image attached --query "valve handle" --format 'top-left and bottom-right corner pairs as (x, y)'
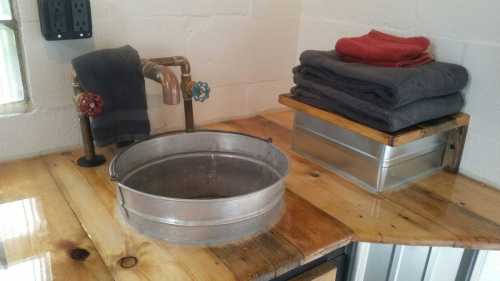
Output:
(192, 81), (210, 102)
(75, 92), (104, 117)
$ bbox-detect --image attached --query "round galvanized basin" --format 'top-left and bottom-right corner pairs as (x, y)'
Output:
(109, 131), (289, 245)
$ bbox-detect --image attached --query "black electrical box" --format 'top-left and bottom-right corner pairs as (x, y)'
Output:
(38, 0), (93, 41)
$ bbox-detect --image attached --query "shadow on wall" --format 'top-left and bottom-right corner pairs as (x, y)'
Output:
(43, 38), (96, 63)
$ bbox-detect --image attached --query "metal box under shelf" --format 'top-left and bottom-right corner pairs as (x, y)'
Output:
(292, 112), (447, 192)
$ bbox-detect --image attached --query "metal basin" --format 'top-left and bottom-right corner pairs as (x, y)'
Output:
(110, 131), (289, 245)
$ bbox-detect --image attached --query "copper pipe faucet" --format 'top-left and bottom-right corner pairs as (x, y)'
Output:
(141, 60), (182, 106)
(142, 56), (210, 131)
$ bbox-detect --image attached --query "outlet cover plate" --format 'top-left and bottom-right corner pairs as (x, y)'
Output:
(38, 0), (93, 41)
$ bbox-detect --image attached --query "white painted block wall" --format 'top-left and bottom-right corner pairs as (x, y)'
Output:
(298, 0), (500, 189)
(0, 0), (300, 161)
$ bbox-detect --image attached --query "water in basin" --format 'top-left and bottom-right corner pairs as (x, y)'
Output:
(122, 152), (281, 200)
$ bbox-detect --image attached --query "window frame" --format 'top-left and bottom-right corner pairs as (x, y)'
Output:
(0, 0), (29, 115)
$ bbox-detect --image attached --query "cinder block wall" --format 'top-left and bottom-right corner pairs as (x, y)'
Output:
(298, 0), (500, 188)
(0, 0), (300, 161)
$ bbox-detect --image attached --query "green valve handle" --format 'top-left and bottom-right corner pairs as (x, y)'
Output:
(192, 81), (210, 102)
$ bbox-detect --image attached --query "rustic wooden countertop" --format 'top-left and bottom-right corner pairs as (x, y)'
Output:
(2, 111), (500, 281)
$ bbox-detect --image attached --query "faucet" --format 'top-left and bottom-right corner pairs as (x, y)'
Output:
(72, 56), (210, 167)
(141, 56), (210, 132)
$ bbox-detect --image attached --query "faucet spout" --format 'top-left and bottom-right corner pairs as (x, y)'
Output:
(141, 60), (181, 106)
(142, 56), (196, 131)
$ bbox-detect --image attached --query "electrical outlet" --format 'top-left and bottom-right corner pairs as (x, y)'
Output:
(38, 0), (93, 40)
(71, 0), (90, 33)
(48, 0), (67, 33)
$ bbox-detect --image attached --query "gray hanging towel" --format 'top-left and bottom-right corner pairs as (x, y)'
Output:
(72, 45), (150, 147)
(299, 50), (468, 109)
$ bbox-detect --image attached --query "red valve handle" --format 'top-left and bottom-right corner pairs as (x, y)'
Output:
(76, 92), (104, 117)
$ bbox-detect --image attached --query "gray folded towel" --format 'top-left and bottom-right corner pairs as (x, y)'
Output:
(299, 50), (468, 108)
(72, 45), (150, 147)
(293, 72), (464, 132)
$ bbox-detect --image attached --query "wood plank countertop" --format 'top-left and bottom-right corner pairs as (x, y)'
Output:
(1, 111), (500, 281)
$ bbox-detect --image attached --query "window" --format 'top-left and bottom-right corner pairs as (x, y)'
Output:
(0, 0), (27, 114)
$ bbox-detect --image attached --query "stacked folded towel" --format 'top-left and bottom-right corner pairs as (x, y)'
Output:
(335, 30), (433, 67)
(292, 33), (469, 133)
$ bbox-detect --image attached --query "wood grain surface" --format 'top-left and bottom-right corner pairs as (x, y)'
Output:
(224, 111), (500, 249)
(0, 158), (113, 281)
(40, 135), (352, 281)
(289, 261), (337, 281)
(1, 110), (499, 281)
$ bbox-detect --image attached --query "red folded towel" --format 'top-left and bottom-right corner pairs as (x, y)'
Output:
(335, 30), (433, 67)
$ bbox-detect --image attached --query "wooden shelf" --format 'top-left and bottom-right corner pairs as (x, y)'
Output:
(279, 94), (470, 147)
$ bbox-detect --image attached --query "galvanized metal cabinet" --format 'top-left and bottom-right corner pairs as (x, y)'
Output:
(470, 251), (500, 281)
(292, 112), (446, 192)
(349, 243), (465, 281)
